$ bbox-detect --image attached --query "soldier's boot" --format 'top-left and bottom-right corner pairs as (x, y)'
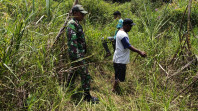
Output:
(84, 91), (99, 104)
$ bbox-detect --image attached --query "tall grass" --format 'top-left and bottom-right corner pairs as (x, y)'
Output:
(46, 0), (50, 20)
(32, 0), (35, 13)
(0, 0), (197, 110)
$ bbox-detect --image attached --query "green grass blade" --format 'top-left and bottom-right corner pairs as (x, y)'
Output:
(46, 0), (50, 19)
(32, 0), (35, 12)
(3, 63), (19, 81)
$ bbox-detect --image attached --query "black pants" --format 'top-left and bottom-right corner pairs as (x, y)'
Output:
(102, 37), (116, 54)
(113, 63), (126, 82)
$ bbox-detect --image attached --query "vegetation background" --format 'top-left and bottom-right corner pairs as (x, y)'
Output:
(0, 0), (198, 110)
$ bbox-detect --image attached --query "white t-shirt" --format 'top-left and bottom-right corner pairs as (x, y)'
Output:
(113, 30), (130, 64)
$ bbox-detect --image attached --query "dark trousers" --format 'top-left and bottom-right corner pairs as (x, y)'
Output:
(113, 63), (126, 82)
(66, 59), (91, 92)
(102, 37), (116, 54)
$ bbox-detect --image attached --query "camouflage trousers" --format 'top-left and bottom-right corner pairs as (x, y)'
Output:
(66, 59), (91, 91)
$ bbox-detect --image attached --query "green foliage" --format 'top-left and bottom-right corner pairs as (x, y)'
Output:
(46, 0), (50, 20)
(0, 0), (197, 110)
(167, 1), (198, 28)
(81, 0), (113, 25)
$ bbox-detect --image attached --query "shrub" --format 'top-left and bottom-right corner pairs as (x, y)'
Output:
(168, 1), (198, 28)
(81, 0), (112, 25)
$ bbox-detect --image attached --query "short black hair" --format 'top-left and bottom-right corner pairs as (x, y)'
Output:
(113, 11), (121, 16)
(123, 18), (135, 26)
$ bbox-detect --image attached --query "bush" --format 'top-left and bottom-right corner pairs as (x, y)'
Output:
(81, 0), (112, 25)
(168, 1), (198, 28)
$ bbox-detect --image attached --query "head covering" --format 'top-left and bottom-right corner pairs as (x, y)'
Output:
(113, 11), (121, 16)
(72, 4), (88, 14)
(123, 18), (135, 26)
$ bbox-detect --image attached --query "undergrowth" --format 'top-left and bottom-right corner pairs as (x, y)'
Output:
(0, 0), (197, 110)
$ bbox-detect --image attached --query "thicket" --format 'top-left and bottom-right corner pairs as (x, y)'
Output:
(0, 0), (197, 110)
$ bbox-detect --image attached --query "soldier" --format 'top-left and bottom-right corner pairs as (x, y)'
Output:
(66, 4), (99, 103)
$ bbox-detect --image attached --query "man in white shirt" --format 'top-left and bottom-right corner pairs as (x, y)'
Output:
(112, 18), (147, 93)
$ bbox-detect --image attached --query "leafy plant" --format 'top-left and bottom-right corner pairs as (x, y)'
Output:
(0, 0), (197, 110)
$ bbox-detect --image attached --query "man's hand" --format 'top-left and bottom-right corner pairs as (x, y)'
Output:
(139, 51), (147, 58)
(128, 46), (147, 58)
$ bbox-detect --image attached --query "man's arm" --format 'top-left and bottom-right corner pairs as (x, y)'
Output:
(66, 24), (80, 60)
(121, 37), (147, 57)
(128, 46), (147, 57)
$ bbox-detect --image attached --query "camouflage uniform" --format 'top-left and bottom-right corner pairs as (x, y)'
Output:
(66, 18), (91, 91)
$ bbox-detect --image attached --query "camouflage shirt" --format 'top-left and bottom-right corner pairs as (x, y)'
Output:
(66, 18), (86, 61)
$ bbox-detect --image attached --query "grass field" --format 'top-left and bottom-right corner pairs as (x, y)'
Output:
(0, 0), (197, 110)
